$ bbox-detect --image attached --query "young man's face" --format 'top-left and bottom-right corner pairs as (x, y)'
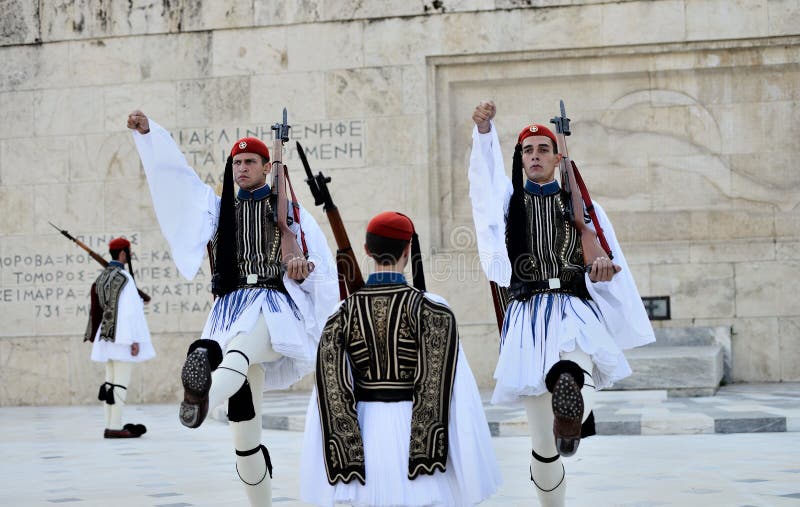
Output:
(521, 135), (562, 184)
(233, 152), (270, 191)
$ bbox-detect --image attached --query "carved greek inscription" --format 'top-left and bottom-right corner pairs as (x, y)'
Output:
(173, 119), (366, 186)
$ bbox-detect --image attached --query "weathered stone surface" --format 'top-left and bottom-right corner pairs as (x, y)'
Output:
(254, 0), (322, 26)
(1, 136), (71, 186)
(326, 67), (403, 118)
(0, 0), (40, 46)
(286, 22), (363, 72)
(650, 263), (735, 319)
(731, 317), (781, 382)
(779, 317), (800, 381)
(0, 91), (35, 139)
(402, 65), (428, 115)
(211, 26), (288, 76)
(33, 87), (106, 137)
(365, 115), (427, 166)
(103, 82), (178, 132)
(622, 241), (691, 267)
(177, 77), (251, 126)
(690, 240), (776, 264)
(39, 0), (183, 41)
(735, 261), (800, 317)
(249, 72), (325, 122)
(769, 0), (800, 35)
(0, 187), (34, 235)
(68, 133), (142, 183)
(180, 0), (254, 31)
(776, 240), (800, 260)
(68, 32), (212, 86)
(601, 0), (686, 45)
(613, 345), (724, 391)
(0, 43), (70, 93)
(363, 16), (444, 68)
(685, 0), (769, 41)
(0, 337), (70, 406)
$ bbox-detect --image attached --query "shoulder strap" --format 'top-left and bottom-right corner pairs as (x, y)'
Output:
(570, 161), (613, 259)
(283, 167), (308, 257)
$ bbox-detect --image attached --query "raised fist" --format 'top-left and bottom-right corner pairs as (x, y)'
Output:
(127, 110), (150, 134)
(472, 101), (496, 134)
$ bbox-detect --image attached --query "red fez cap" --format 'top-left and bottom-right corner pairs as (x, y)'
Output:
(366, 212), (414, 241)
(109, 237), (131, 250)
(231, 137), (270, 162)
(517, 124), (557, 147)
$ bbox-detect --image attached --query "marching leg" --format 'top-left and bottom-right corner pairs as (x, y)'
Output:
(105, 361), (138, 438)
(103, 362), (113, 431)
(560, 348), (596, 424)
(523, 394), (566, 507)
(231, 363), (272, 507)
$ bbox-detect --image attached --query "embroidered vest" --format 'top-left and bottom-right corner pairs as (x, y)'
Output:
(211, 195), (285, 291)
(90, 265), (128, 342)
(316, 284), (459, 484)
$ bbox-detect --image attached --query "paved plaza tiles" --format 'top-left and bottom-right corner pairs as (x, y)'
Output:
(2, 383), (799, 506)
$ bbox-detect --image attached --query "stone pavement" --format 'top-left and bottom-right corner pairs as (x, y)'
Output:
(213, 382), (800, 437)
(2, 401), (800, 506)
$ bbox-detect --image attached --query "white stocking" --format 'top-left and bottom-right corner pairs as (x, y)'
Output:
(523, 393), (566, 507)
(107, 360), (132, 430)
(231, 363), (271, 507)
(208, 316), (281, 411)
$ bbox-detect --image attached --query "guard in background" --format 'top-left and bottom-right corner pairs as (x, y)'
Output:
(301, 212), (501, 506)
(85, 237), (155, 439)
(468, 101), (654, 506)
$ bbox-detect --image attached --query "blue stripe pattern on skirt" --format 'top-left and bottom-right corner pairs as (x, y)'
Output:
(208, 288), (301, 336)
(499, 294), (600, 351)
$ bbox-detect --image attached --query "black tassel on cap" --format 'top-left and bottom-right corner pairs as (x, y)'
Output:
(213, 156), (238, 297)
(506, 144), (533, 282)
(410, 232), (426, 292)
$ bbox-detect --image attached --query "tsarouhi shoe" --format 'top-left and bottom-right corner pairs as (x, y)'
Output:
(104, 428), (140, 439)
(179, 347), (212, 428)
(551, 372), (584, 457)
(123, 423), (147, 436)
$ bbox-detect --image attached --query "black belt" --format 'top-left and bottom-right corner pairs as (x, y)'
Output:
(236, 274), (286, 291)
(354, 384), (414, 403)
(508, 275), (590, 301)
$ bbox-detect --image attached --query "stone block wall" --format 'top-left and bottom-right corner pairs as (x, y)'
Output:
(1, 0), (798, 405)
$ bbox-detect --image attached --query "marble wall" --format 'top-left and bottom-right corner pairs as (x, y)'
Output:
(1, 0), (798, 405)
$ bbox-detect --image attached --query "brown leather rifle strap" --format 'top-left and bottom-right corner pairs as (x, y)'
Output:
(283, 167), (309, 257)
(570, 161), (613, 259)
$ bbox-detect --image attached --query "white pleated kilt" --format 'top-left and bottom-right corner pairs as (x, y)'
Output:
(492, 292), (632, 405)
(301, 348), (501, 507)
(200, 287), (316, 391)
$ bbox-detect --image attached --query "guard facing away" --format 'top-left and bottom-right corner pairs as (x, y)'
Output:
(301, 212), (502, 507)
(85, 237), (155, 439)
(468, 101), (655, 506)
(128, 110), (338, 507)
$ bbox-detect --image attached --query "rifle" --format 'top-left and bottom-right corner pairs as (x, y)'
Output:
(297, 141), (364, 299)
(549, 100), (614, 270)
(48, 222), (151, 302)
(271, 109), (310, 267)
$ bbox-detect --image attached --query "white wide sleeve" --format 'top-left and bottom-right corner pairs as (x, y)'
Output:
(132, 120), (220, 280)
(283, 206), (340, 342)
(584, 203), (655, 350)
(467, 123), (513, 286)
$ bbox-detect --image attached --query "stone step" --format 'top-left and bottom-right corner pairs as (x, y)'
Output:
(650, 326), (729, 347)
(610, 345), (724, 396)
